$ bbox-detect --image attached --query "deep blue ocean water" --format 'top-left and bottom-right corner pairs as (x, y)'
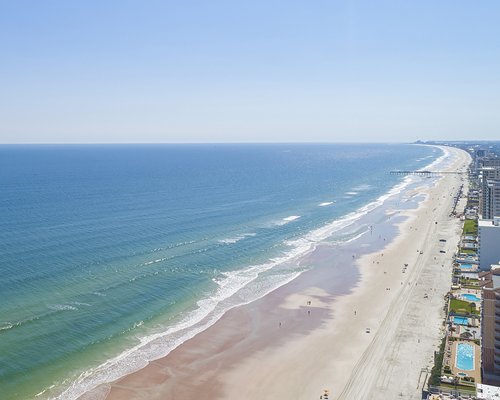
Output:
(0, 143), (439, 399)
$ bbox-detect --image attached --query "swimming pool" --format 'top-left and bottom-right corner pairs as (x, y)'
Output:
(456, 343), (474, 371)
(459, 263), (474, 269)
(454, 316), (468, 325)
(461, 294), (480, 302)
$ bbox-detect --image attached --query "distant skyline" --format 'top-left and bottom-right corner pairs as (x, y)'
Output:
(1, 1), (500, 144)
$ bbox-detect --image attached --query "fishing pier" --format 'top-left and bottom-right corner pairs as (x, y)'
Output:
(390, 170), (466, 176)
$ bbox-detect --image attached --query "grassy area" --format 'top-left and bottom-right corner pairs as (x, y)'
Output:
(460, 248), (476, 255)
(459, 278), (479, 283)
(439, 382), (476, 391)
(459, 278), (480, 289)
(462, 284), (480, 290)
(450, 298), (479, 315)
(429, 335), (447, 386)
(463, 219), (478, 235)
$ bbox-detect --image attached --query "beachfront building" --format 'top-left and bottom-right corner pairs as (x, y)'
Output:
(480, 269), (500, 385)
(478, 218), (500, 271)
(480, 167), (500, 219)
(483, 180), (500, 219)
(474, 149), (487, 170)
(482, 158), (500, 168)
(477, 383), (500, 399)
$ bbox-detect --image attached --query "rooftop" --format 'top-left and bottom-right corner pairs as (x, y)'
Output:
(493, 275), (500, 290)
(479, 219), (500, 227)
(477, 383), (500, 399)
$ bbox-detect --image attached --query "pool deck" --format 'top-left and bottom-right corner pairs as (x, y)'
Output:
(460, 295), (481, 303)
(448, 323), (481, 341)
(455, 264), (479, 273)
(455, 256), (478, 263)
(456, 288), (481, 298)
(446, 339), (481, 384)
(458, 271), (479, 280)
(451, 289), (482, 311)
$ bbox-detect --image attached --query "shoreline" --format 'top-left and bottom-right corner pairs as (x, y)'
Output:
(76, 145), (469, 400)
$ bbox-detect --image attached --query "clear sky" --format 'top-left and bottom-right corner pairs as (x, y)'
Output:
(1, 1), (499, 143)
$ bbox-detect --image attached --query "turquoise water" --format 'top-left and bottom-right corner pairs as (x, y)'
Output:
(0, 143), (440, 399)
(456, 343), (474, 371)
(454, 316), (469, 326)
(462, 294), (480, 302)
(459, 263), (473, 269)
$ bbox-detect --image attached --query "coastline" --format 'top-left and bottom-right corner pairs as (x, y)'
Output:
(77, 145), (470, 400)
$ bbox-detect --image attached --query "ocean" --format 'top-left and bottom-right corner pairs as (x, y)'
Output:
(0, 143), (440, 399)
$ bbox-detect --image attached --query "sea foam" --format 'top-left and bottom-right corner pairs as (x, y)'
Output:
(276, 215), (301, 225)
(218, 233), (256, 244)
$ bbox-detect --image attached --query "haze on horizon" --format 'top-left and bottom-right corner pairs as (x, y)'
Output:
(1, 1), (499, 144)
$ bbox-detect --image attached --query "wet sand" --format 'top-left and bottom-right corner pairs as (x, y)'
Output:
(82, 146), (470, 400)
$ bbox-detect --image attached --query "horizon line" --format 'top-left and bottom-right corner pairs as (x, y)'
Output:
(0, 140), (469, 146)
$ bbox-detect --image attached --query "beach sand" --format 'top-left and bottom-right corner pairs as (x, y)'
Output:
(83, 146), (470, 400)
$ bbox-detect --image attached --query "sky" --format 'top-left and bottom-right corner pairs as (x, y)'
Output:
(1, 1), (499, 144)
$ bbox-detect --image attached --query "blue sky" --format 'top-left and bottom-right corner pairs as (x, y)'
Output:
(1, 1), (499, 143)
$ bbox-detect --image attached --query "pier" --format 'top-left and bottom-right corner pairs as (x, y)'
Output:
(390, 170), (466, 176)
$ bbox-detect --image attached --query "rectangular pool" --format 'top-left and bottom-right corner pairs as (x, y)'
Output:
(454, 316), (468, 325)
(456, 343), (474, 371)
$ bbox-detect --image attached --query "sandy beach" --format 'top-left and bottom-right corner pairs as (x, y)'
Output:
(82, 146), (470, 400)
